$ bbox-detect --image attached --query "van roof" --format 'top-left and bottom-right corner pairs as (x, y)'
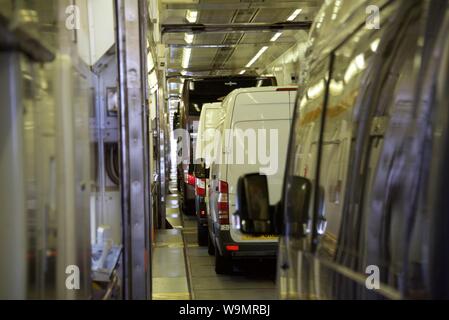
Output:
(201, 102), (222, 110)
(223, 85), (297, 103)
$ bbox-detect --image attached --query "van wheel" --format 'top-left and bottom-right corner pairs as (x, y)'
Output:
(214, 246), (232, 275)
(207, 233), (214, 256)
(197, 223), (208, 246)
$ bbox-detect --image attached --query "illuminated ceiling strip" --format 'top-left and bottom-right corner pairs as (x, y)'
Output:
(186, 10), (198, 23)
(182, 47), (191, 69)
(245, 46), (269, 68)
(184, 33), (194, 44)
(270, 32), (283, 42)
(287, 9), (302, 21)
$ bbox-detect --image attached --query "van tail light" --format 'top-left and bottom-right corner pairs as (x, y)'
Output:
(226, 245), (239, 251)
(186, 173), (195, 186)
(195, 178), (206, 197)
(218, 180), (229, 225)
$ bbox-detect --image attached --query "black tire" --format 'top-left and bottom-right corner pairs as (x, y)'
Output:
(214, 246), (232, 274)
(197, 223), (208, 246)
(207, 233), (215, 256)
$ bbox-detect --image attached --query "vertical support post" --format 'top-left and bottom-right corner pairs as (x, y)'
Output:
(0, 52), (27, 299)
(156, 89), (166, 228)
(115, 0), (152, 300)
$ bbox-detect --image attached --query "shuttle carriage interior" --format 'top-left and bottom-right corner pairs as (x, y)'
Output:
(1, 0), (449, 302)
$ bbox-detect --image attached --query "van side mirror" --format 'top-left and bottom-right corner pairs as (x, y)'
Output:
(236, 174), (312, 236)
(236, 174), (272, 234)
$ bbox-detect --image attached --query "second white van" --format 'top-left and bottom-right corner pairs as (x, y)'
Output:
(194, 102), (223, 246)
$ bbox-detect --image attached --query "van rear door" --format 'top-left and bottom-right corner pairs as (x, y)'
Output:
(226, 90), (293, 243)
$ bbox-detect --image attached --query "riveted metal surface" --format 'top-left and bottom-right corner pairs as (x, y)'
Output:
(116, 0), (151, 300)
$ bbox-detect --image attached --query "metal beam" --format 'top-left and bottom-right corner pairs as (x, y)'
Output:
(163, 1), (321, 10)
(166, 41), (299, 48)
(166, 67), (263, 78)
(115, 0), (152, 300)
(161, 21), (312, 35)
(168, 67), (256, 73)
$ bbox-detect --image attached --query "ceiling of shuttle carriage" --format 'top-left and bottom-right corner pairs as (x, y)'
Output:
(159, 0), (324, 96)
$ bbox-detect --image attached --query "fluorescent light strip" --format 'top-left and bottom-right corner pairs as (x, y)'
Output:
(184, 33), (194, 44)
(182, 48), (191, 69)
(270, 32), (282, 42)
(239, 70), (246, 75)
(287, 9), (302, 21)
(186, 10), (198, 23)
(245, 46), (269, 68)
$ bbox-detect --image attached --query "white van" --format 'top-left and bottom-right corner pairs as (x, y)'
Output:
(207, 86), (296, 274)
(194, 102), (223, 246)
(194, 102), (223, 167)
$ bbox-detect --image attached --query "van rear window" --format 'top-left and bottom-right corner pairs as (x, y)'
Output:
(184, 76), (276, 116)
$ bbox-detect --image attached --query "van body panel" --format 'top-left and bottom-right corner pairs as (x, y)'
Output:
(277, 0), (449, 300)
(227, 119), (290, 243)
(195, 102), (223, 235)
(195, 102), (223, 167)
(210, 86), (295, 249)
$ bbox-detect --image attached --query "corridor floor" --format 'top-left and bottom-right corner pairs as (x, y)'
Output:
(152, 169), (277, 300)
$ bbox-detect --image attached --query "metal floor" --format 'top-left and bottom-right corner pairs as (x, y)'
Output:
(152, 168), (277, 300)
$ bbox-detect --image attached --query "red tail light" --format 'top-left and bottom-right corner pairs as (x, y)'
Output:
(219, 180), (228, 193)
(186, 174), (195, 186)
(218, 180), (229, 225)
(195, 178), (206, 197)
(226, 245), (239, 251)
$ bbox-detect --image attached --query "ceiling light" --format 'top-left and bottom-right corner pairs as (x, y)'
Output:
(186, 10), (198, 23)
(184, 33), (194, 44)
(370, 39), (380, 52)
(287, 9), (302, 21)
(355, 53), (366, 69)
(182, 48), (191, 69)
(245, 46), (269, 68)
(239, 70), (246, 75)
(270, 32), (283, 42)
(316, 12), (325, 29)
